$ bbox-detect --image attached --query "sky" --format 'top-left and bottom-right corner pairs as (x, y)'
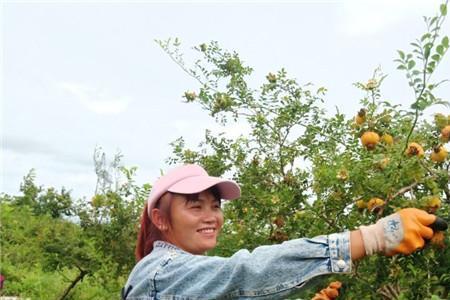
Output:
(1, 0), (449, 200)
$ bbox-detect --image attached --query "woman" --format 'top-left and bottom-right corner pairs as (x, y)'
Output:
(123, 164), (439, 299)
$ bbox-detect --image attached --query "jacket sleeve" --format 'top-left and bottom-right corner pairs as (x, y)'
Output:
(157, 232), (351, 299)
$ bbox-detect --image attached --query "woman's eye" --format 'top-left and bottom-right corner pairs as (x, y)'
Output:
(191, 206), (201, 209)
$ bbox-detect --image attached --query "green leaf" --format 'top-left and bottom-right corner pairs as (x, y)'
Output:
(408, 60), (416, 70)
(431, 54), (440, 61)
(397, 50), (405, 59)
(436, 45), (444, 55)
(421, 33), (431, 41)
(440, 4), (447, 16)
(442, 36), (449, 48)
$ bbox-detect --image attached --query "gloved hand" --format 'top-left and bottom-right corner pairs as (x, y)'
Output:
(360, 208), (437, 256)
(311, 281), (342, 300)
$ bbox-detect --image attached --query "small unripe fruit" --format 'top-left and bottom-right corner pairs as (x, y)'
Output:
(381, 134), (394, 146)
(426, 195), (441, 210)
(361, 131), (380, 150)
(366, 79), (378, 90)
(376, 157), (390, 170)
(440, 125), (450, 143)
(336, 169), (348, 181)
(355, 200), (366, 209)
(184, 91), (197, 102)
(355, 109), (366, 125)
(266, 73), (277, 83)
(434, 113), (447, 129)
(405, 142), (424, 157)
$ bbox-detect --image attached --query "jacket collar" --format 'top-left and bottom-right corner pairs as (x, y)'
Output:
(153, 240), (188, 254)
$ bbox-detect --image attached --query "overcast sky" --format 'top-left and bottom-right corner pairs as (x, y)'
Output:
(2, 0), (449, 200)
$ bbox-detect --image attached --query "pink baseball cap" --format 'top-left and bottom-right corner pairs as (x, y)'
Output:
(147, 164), (241, 218)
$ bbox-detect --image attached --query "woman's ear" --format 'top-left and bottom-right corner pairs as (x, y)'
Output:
(151, 208), (168, 231)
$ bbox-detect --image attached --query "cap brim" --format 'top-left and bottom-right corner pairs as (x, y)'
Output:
(168, 175), (240, 200)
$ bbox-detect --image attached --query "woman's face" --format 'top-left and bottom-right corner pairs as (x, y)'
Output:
(166, 190), (223, 255)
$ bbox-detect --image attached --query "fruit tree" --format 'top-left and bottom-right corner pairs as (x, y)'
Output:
(158, 3), (449, 299)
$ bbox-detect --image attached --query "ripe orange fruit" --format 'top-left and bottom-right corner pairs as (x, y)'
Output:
(381, 134), (394, 146)
(367, 197), (385, 211)
(430, 145), (448, 162)
(355, 109), (366, 125)
(329, 281), (342, 289)
(361, 131), (380, 150)
(405, 142), (424, 157)
(324, 287), (339, 298)
(441, 125), (450, 143)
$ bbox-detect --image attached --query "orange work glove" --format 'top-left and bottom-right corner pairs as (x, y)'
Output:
(360, 208), (437, 256)
(311, 281), (342, 300)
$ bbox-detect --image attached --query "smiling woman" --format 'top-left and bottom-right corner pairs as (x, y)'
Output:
(123, 164), (440, 300)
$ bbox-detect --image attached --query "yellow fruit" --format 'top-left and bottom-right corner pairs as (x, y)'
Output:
(381, 134), (394, 146)
(367, 197), (385, 211)
(441, 125), (450, 143)
(405, 142), (424, 157)
(355, 200), (366, 209)
(355, 109), (366, 125)
(430, 145), (448, 162)
(426, 195), (441, 209)
(361, 131), (380, 150)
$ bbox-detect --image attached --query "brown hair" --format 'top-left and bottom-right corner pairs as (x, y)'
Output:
(135, 187), (221, 262)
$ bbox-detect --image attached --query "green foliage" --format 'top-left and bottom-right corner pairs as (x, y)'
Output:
(0, 149), (149, 299)
(159, 2), (450, 299)
(9, 169), (73, 218)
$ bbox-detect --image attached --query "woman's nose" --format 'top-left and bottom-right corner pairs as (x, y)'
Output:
(202, 208), (219, 222)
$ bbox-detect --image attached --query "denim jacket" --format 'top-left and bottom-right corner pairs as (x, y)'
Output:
(123, 232), (351, 300)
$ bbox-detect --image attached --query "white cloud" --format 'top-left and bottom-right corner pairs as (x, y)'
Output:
(59, 82), (130, 115)
(339, 0), (442, 37)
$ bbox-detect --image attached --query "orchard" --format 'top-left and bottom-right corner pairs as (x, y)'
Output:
(158, 2), (450, 299)
(1, 2), (449, 300)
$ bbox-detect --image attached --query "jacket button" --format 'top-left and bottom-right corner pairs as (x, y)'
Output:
(337, 259), (346, 269)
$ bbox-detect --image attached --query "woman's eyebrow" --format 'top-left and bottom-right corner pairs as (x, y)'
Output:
(196, 197), (220, 204)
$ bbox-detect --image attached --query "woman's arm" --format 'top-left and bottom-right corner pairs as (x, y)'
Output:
(350, 230), (366, 260)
